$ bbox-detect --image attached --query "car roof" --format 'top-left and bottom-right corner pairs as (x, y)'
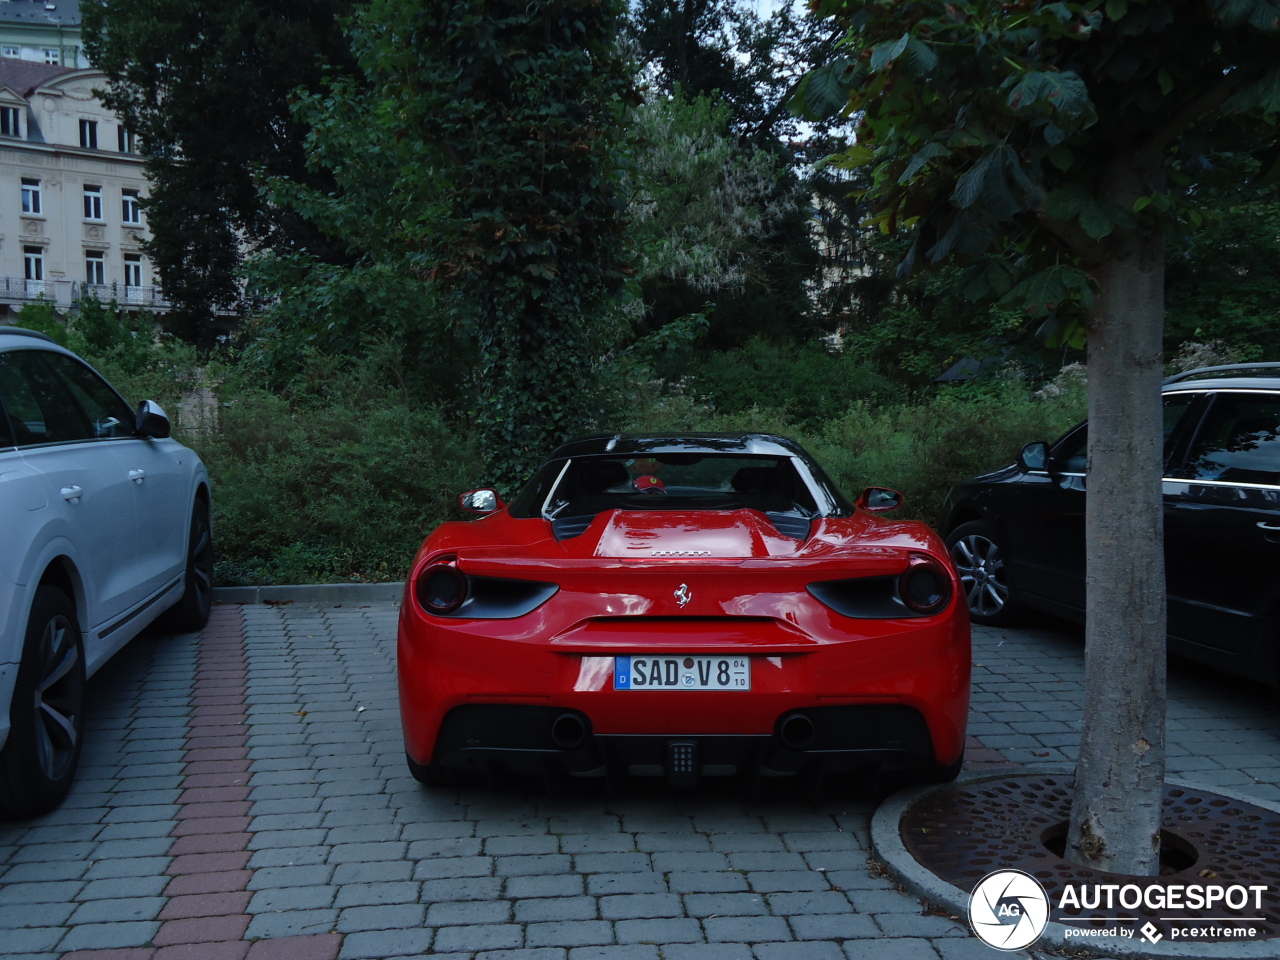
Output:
(0, 327), (58, 347)
(549, 433), (811, 460)
(1163, 362), (1280, 392)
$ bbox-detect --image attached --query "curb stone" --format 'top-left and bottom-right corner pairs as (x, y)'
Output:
(213, 583), (404, 605)
(871, 766), (1280, 960)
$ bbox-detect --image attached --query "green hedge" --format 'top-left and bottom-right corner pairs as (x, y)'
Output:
(49, 313), (1084, 583)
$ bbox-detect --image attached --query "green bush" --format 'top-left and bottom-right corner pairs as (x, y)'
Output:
(199, 349), (483, 585)
(60, 327), (482, 586)
(687, 337), (896, 424)
(621, 359), (1085, 530)
(814, 376), (1087, 527)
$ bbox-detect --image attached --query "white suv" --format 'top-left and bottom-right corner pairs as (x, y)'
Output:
(0, 327), (212, 816)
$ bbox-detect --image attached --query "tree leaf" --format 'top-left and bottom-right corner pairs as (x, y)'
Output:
(1224, 69), (1280, 114)
(1046, 185), (1088, 220)
(1048, 145), (1074, 171)
(870, 34), (910, 72)
(963, 260), (1015, 301)
(828, 143), (878, 169)
(1213, 0), (1280, 28)
(926, 213), (963, 262)
(905, 36), (939, 75)
(1037, 314), (1088, 349)
(1079, 202), (1119, 240)
(999, 263), (1093, 318)
(952, 152), (996, 209)
(1105, 0), (1128, 19)
(793, 58), (857, 120)
(899, 142), (952, 183)
(1006, 70), (1089, 116)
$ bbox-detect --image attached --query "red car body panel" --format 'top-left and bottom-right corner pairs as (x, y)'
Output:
(398, 449), (971, 787)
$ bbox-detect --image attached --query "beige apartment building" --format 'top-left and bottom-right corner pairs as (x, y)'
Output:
(0, 58), (165, 321)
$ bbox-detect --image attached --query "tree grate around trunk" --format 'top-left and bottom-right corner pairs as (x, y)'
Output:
(901, 774), (1280, 941)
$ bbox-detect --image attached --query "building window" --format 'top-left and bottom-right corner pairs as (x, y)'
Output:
(83, 185), (103, 221)
(2, 47), (18, 59)
(121, 189), (142, 225)
(43, 49), (60, 65)
(24, 246), (43, 281)
(118, 126), (135, 153)
(0, 106), (20, 138)
(78, 119), (97, 149)
(85, 251), (105, 286)
(21, 178), (41, 215)
(124, 254), (143, 289)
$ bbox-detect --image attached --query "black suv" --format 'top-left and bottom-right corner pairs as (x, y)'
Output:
(942, 363), (1280, 684)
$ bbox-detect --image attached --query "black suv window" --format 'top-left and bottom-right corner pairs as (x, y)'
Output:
(1050, 393), (1198, 475)
(1177, 392), (1280, 486)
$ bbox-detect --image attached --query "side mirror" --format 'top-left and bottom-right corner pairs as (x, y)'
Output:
(459, 488), (504, 514)
(856, 486), (903, 512)
(1018, 441), (1049, 472)
(135, 399), (171, 438)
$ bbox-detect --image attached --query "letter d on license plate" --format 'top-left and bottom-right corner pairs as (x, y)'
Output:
(614, 655), (750, 691)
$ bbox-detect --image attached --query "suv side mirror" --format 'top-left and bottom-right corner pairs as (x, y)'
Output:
(1018, 441), (1049, 472)
(135, 399), (171, 438)
(856, 486), (903, 512)
(459, 488), (504, 514)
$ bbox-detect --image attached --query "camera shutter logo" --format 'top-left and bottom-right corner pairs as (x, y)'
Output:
(969, 869), (1050, 950)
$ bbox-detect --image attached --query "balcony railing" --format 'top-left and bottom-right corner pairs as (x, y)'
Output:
(0, 277), (170, 310)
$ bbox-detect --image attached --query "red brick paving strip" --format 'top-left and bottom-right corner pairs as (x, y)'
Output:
(63, 605), (345, 960)
(964, 732), (1014, 768)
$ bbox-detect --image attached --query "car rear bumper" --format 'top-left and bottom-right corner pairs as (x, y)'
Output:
(425, 702), (945, 782)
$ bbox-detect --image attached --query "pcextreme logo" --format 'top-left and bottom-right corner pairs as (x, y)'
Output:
(969, 870), (1051, 950)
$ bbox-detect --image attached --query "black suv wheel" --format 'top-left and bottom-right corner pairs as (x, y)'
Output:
(947, 520), (1020, 626)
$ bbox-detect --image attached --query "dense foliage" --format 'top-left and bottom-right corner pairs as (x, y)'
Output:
(256, 0), (637, 489)
(1166, 173), (1280, 359)
(82, 0), (359, 342)
(48, 324), (1081, 586)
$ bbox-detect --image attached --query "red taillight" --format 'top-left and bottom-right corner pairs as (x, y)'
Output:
(417, 563), (468, 615)
(898, 555), (952, 615)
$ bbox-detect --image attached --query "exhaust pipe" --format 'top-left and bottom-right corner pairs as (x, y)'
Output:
(550, 712), (589, 750)
(778, 712), (816, 751)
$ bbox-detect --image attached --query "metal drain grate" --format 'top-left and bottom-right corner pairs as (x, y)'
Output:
(901, 775), (1280, 941)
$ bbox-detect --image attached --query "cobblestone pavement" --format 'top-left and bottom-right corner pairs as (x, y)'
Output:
(1, 601), (1277, 960)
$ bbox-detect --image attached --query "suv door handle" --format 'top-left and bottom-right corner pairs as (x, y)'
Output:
(1258, 521), (1280, 532)
(128, 469), (146, 483)
(61, 485), (82, 502)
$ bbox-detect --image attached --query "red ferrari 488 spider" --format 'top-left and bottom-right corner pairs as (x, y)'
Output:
(397, 434), (970, 790)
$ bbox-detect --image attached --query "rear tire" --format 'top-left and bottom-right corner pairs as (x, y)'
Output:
(157, 498), (213, 633)
(0, 586), (86, 818)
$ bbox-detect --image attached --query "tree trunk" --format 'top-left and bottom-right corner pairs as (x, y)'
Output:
(1065, 149), (1168, 876)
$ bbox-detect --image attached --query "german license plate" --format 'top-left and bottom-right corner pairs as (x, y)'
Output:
(614, 655), (750, 691)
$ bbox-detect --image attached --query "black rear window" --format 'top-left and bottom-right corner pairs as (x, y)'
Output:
(509, 453), (818, 519)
